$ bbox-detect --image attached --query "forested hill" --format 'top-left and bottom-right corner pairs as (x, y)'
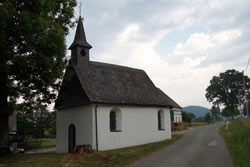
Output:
(182, 106), (211, 118)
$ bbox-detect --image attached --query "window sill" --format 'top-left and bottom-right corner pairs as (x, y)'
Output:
(158, 129), (165, 131)
(110, 130), (122, 132)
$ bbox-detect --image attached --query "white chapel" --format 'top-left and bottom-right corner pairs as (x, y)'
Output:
(55, 16), (181, 153)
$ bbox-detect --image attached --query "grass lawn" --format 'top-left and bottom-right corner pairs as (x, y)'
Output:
(0, 134), (183, 167)
(182, 122), (215, 128)
(24, 138), (56, 150)
(219, 118), (250, 167)
(40, 138), (56, 148)
(240, 118), (250, 128)
(191, 122), (210, 127)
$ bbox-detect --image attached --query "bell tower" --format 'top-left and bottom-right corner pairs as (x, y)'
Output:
(69, 16), (92, 70)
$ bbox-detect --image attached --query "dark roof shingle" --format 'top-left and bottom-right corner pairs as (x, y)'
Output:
(56, 61), (181, 109)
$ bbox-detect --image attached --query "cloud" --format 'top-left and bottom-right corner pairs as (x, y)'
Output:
(65, 0), (250, 108)
(169, 33), (212, 59)
(167, 28), (243, 65)
(92, 23), (224, 107)
(148, 6), (195, 30)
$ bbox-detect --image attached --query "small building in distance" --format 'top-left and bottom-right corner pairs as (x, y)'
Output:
(171, 108), (182, 123)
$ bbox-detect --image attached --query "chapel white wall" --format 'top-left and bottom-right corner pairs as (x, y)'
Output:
(56, 104), (93, 153)
(95, 105), (171, 151)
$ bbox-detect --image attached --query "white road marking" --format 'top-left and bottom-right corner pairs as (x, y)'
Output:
(208, 140), (217, 147)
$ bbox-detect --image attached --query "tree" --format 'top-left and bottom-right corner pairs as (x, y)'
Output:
(46, 111), (56, 136)
(221, 107), (239, 120)
(211, 106), (221, 121)
(17, 106), (56, 138)
(0, 0), (77, 154)
(32, 106), (51, 138)
(204, 112), (211, 124)
(205, 69), (250, 120)
(16, 109), (35, 137)
(182, 111), (196, 123)
(194, 117), (204, 122)
(243, 103), (250, 116)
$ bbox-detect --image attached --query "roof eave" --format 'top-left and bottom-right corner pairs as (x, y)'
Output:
(69, 42), (92, 50)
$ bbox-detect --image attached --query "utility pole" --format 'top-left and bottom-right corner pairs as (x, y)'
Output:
(242, 70), (249, 118)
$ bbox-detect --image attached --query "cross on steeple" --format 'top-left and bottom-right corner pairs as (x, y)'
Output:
(79, 0), (82, 17)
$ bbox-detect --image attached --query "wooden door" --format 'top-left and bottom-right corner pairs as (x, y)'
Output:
(68, 124), (75, 153)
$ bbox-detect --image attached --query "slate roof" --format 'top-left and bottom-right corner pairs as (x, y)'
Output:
(55, 61), (181, 109)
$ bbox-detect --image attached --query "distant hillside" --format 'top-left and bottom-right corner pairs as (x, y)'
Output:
(182, 106), (211, 118)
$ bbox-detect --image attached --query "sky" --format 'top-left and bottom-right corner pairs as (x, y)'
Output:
(65, 0), (250, 109)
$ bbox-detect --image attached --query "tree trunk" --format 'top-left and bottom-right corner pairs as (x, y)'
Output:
(0, 113), (10, 155)
(231, 109), (234, 120)
(0, 82), (10, 155)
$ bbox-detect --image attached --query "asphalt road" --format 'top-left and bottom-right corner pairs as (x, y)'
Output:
(130, 122), (233, 167)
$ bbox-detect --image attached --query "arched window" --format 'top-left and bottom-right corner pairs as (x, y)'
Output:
(110, 108), (122, 132)
(158, 110), (165, 130)
(110, 111), (116, 131)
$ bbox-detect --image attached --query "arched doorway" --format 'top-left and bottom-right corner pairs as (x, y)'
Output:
(68, 124), (75, 153)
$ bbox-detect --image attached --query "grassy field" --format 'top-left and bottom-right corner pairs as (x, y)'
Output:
(172, 122), (212, 131)
(219, 118), (250, 167)
(24, 138), (56, 151)
(40, 138), (56, 148)
(240, 118), (250, 128)
(182, 121), (215, 128)
(0, 134), (182, 167)
(190, 122), (209, 127)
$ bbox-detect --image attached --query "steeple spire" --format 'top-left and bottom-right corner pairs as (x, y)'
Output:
(69, 17), (92, 49)
(69, 15), (92, 68)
